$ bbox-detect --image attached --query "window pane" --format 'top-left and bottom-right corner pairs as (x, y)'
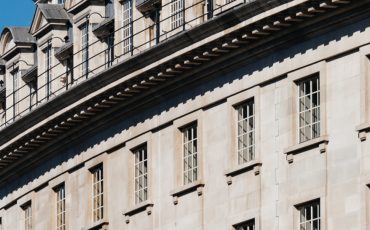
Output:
(298, 76), (320, 143)
(92, 165), (103, 222)
(134, 145), (148, 204)
(236, 99), (255, 164)
(182, 124), (198, 185)
(298, 200), (320, 230)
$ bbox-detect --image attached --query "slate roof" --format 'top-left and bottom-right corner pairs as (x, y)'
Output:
(4, 27), (35, 43)
(38, 4), (70, 21)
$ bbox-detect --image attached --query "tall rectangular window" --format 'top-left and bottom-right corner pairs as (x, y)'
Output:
(122, 0), (132, 55)
(66, 58), (74, 86)
(134, 145), (148, 204)
(182, 124), (198, 185)
(234, 219), (255, 230)
(298, 200), (320, 230)
(91, 165), (103, 222)
(298, 75), (320, 143)
(45, 45), (52, 98)
(105, 33), (115, 68)
(236, 99), (255, 164)
(55, 185), (66, 230)
(23, 203), (32, 230)
(12, 69), (20, 117)
(0, 217), (2, 230)
(171, 0), (184, 30)
(81, 23), (89, 78)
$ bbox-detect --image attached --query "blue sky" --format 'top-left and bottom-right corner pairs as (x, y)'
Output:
(0, 0), (35, 33)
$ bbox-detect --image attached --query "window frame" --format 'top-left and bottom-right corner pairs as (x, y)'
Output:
(295, 199), (321, 230)
(297, 74), (321, 144)
(85, 154), (109, 228)
(90, 164), (104, 223)
(287, 61), (327, 150)
(170, 0), (184, 30)
(11, 68), (20, 118)
(22, 202), (32, 230)
(132, 143), (149, 205)
(171, 110), (204, 202)
(233, 218), (255, 230)
(225, 86), (261, 180)
(54, 183), (66, 230)
(181, 122), (198, 185)
(80, 22), (89, 79)
(122, 0), (133, 56)
(235, 98), (256, 165)
(124, 132), (153, 217)
(43, 44), (53, 99)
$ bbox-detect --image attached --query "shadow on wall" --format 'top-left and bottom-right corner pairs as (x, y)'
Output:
(0, 15), (369, 200)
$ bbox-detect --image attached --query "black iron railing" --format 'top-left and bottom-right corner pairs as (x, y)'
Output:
(0, 0), (251, 130)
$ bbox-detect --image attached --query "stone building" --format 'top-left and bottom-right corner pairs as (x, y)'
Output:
(0, 0), (369, 229)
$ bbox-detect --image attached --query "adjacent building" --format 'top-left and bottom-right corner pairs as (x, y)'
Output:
(0, 0), (369, 229)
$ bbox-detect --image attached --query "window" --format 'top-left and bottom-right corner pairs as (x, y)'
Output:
(298, 75), (320, 143)
(171, 0), (184, 30)
(81, 23), (89, 78)
(55, 185), (66, 230)
(0, 217), (2, 230)
(236, 99), (255, 164)
(122, 0), (132, 55)
(134, 145), (148, 204)
(12, 69), (20, 117)
(297, 200), (320, 230)
(225, 0), (236, 3)
(23, 203), (32, 230)
(105, 33), (114, 68)
(234, 219), (255, 230)
(182, 124), (198, 185)
(57, 0), (65, 4)
(45, 45), (52, 98)
(91, 165), (103, 222)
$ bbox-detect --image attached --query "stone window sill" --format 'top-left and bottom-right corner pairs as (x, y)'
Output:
(86, 219), (109, 230)
(123, 200), (154, 224)
(283, 135), (329, 163)
(356, 122), (370, 141)
(225, 160), (262, 185)
(170, 180), (205, 205)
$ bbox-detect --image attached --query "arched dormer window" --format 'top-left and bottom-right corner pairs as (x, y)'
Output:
(0, 32), (15, 56)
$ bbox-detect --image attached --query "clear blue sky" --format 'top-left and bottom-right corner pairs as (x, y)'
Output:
(0, 0), (35, 33)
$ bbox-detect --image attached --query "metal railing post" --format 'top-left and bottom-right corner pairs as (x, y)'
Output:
(182, 0), (186, 31)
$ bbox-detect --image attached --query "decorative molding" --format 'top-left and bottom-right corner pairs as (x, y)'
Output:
(170, 180), (205, 205)
(123, 200), (154, 224)
(225, 161), (262, 185)
(283, 136), (329, 163)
